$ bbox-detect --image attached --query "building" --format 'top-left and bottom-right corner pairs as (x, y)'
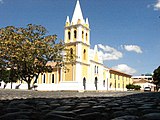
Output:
(2, 0), (132, 91)
(132, 75), (155, 91)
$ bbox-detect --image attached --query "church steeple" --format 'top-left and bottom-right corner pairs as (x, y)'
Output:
(71, 0), (84, 25)
(63, 0), (90, 83)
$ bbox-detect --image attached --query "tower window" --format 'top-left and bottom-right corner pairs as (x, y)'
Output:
(70, 48), (73, 59)
(68, 31), (71, 40)
(74, 30), (77, 39)
(82, 31), (84, 39)
(86, 33), (88, 41)
(70, 48), (73, 54)
(83, 49), (86, 60)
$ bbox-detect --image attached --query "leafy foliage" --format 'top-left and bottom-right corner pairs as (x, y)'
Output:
(134, 85), (141, 90)
(153, 66), (160, 91)
(126, 84), (141, 90)
(126, 84), (135, 90)
(0, 24), (66, 89)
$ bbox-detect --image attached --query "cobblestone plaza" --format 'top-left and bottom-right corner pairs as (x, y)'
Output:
(0, 89), (160, 120)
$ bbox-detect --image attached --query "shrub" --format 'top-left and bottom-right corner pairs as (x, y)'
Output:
(134, 85), (141, 90)
(126, 84), (141, 90)
(126, 84), (134, 90)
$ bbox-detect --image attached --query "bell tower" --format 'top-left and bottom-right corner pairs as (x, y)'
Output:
(63, 0), (90, 89)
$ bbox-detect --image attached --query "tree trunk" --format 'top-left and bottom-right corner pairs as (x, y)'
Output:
(156, 84), (159, 92)
(11, 81), (12, 89)
(27, 81), (31, 90)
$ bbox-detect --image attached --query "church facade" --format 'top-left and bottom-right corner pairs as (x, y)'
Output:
(2, 0), (132, 91)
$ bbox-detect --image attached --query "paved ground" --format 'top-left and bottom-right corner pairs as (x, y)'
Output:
(0, 89), (160, 120)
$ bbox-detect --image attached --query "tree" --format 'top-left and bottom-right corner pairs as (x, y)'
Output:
(126, 84), (141, 90)
(0, 24), (65, 89)
(153, 66), (160, 91)
(0, 68), (19, 89)
(126, 84), (134, 90)
(134, 85), (141, 90)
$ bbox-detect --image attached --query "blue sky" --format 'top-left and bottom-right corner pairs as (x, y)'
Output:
(0, 0), (160, 75)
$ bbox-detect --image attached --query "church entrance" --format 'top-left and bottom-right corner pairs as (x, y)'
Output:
(95, 77), (98, 90)
(83, 77), (86, 90)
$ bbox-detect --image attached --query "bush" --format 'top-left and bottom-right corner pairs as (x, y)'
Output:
(134, 85), (141, 90)
(126, 84), (134, 90)
(126, 84), (141, 90)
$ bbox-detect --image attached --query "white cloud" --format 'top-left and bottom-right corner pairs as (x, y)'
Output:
(112, 64), (137, 75)
(123, 45), (143, 54)
(0, 0), (3, 4)
(154, 0), (160, 10)
(98, 44), (123, 61)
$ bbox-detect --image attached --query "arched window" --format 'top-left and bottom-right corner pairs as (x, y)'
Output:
(95, 77), (98, 90)
(70, 48), (73, 59)
(74, 30), (77, 39)
(82, 31), (84, 39)
(70, 48), (73, 54)
(86, 33), (88, 41)
(103, 80), (105, 87)
(68, 31), (71, 40)
(95, 65), (96, 73)
(83, 49), (86, 60)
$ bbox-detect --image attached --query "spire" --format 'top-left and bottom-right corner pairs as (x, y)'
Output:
(94, 45), (98, 52)
(66, 16), (70, 23)
(86, 18), (89, 25)
(65, 16), (70, 26)
(71, 0), (84, 25)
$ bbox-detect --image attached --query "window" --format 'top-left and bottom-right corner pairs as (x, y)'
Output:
(70, 48), (73, 54)
(103, 80), (105, 87)
(68, 31), (71, 40)
(43, 74), (46, 83)
(110, 83), (112, 88)
(82, 31), (84, 39)
(95, 65), (96, 73)
(114, 74), (116, 79)
(118, 83), (120, 88)
(86, 33), (88, 41)
(70, 48), (73, 59)
(83, 49), (86, 60)
(74, 30), (77, 39)
(97, 66), (98, 74)
(52, 74), (54, 83)
(118, 75), (120, 80)
(110, 74), (112, 79)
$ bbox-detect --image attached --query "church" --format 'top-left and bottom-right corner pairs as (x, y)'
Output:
(3, 0), (132, 91)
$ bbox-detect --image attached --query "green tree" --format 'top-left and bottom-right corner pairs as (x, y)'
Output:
(153, 66), (160, 91)
(126, 84), (141, 90)
(126, 84), (134, 90)
(0, 24), (65, 89)
(0, 68), (19, 89)
(134, 85), (141, 90)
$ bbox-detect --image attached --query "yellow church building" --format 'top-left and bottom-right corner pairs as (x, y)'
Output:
(3, 0), (132, 91)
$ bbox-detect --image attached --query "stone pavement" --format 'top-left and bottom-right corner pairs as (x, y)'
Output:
(0, 89), (160, 120)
